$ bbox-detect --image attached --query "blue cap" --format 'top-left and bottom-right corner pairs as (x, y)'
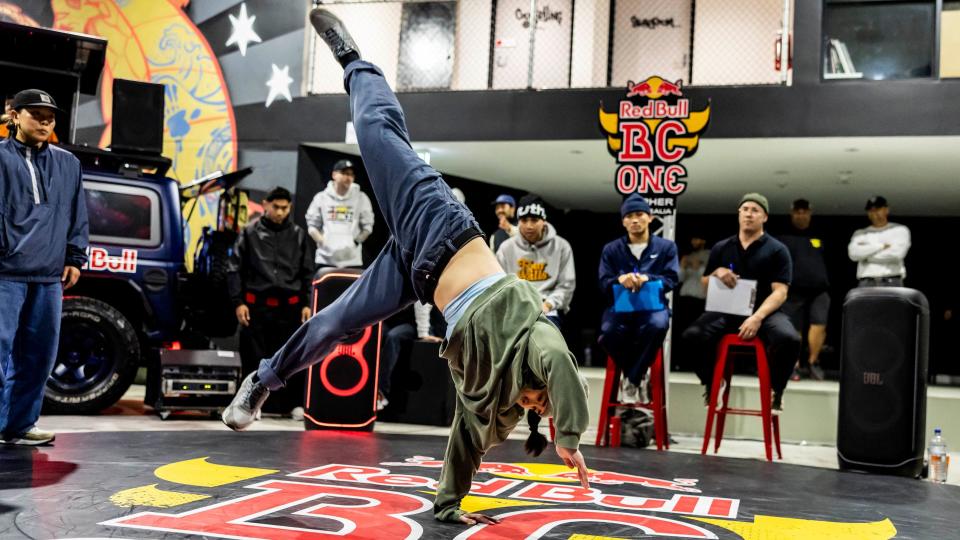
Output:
(620, 193), (652, 217)
(493, 194), (516, 207)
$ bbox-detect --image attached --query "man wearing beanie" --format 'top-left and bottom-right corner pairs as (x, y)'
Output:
(597, 194), (679, 402)
(681, 193), (800, 411)
(496, 194), (576, 328)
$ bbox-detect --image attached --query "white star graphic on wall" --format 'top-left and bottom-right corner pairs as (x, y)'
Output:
(265, 64), (294, 107)
(225, 3), (261, 56)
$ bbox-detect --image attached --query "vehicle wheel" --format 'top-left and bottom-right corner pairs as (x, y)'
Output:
(43, 297), (140, 414)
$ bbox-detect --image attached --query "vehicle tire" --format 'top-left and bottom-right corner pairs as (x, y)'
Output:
(43, 297), (140, 414)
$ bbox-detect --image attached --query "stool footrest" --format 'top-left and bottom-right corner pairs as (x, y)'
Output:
(719, 408), (764, 417)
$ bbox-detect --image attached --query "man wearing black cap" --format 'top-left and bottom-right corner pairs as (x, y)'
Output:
(681, 193), (800, 411)
(496, 194), (576, 328)
(305, 158), (374, 269)
(0, 89), (88, 445)
(597, 194), (679, 401)
(779, 199), (830, 380)
(848, 196), (910, 287)
(488, 193), (517, 254)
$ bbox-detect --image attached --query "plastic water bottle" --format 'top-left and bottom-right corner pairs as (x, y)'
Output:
(929, 428), (949, 483)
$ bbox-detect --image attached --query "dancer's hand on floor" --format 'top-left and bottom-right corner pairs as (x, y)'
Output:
(460, 512), (501, 526)
(556, 445), (590, 489)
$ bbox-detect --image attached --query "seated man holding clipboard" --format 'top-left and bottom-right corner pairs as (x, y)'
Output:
(598, 194), (679, 401)
(681, 193), (801, 411)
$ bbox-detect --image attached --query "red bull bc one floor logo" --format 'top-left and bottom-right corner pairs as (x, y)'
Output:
(97, 455), (897, 539)
(599, 76), (711, 216)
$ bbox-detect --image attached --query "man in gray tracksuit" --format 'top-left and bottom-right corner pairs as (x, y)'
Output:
(496, 195), (576, 328)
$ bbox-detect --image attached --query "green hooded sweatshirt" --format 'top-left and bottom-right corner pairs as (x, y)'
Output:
(433, 275), (589, 522)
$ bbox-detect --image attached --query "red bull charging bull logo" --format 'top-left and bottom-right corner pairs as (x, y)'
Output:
(599, 76), (711, 216)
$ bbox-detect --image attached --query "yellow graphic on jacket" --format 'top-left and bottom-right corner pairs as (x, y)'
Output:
(517, 259), (550, 282)
(328, 205), (356, 222)
(810, 238), (822, 249)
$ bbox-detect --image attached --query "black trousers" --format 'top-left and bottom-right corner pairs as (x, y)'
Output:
(240, 303), (306, 413)
(680, 311), (800, 393)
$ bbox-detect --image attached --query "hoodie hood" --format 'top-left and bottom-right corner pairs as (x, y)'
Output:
(323, 181), (361, 200)
(517, 222), (557, 250)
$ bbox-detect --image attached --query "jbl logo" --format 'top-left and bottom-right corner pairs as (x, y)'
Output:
(863, 372), (884, 385)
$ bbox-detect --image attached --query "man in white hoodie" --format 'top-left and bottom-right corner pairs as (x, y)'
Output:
(848, 196), (911, 287)
(305, 159), (375, 269)
(496, 195), (576, 328)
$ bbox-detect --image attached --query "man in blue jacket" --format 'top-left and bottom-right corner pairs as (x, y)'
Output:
(597, 194), (679, 399)
(0, 89), (88, 445)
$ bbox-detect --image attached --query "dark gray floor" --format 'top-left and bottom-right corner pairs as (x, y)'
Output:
(0, 431), (956, 539)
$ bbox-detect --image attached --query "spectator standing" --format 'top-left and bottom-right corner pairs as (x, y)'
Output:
(681, 193), (800, 411)
(779, 199), (831, 380)
(0, 89), (88, 445)
(496, 195), (576, 328)
(674, 236), (709, 369)
(597, 194), (679, 401)
(305, 159), (374, 269)
(848, 196), (910, 287)
(228, 187), (314, 418)
(489, 194), (518, 254)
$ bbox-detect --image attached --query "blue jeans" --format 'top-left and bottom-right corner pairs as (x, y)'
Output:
(599, 309), (670, 385)
(0, 280), (62, 438)
(258, 61), (480, 390)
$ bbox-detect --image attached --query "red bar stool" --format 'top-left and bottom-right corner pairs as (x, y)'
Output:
(701, 334), (782, 461)
(594, 350), (668, 450)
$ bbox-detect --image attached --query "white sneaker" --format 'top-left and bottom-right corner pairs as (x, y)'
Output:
(4, 426), (55, 446)
(619, 378), (640, 404)
(376, 392), (389, 411)
(290, 406), (305, 421)
(222, 373), (270, 431)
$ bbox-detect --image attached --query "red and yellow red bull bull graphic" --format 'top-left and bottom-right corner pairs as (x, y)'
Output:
(599, 76), (711, 216)
(98, 455), (897, 539)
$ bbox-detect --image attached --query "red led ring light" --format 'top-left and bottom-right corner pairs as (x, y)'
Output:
(319, 326), (371, 397)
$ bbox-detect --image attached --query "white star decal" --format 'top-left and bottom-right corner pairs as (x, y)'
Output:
(225, 3), (261, 56)
(265, 64), (294, 107)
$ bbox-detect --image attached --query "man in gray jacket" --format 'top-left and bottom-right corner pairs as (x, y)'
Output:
(496, 195), (576, 328)
(305, 159), (374, 269)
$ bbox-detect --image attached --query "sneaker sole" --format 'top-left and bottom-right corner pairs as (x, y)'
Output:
(4, 435), (55, 446)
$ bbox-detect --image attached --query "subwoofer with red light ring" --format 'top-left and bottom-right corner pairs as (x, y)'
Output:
(837, 287), (929, 478)
(304, 268), (382, 431)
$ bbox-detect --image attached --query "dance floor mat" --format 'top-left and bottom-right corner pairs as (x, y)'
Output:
(1, 431), (956, 539)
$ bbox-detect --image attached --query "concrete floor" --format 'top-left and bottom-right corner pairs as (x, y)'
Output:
(33, 384), (959, 486)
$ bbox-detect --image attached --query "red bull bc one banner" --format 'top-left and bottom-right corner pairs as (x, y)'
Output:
(599, 76), (711, 216)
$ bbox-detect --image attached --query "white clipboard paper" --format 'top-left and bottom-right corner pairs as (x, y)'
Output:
(705, 276), (757, 317)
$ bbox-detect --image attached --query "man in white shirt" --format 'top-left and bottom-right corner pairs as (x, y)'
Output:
(847, 196), (910, 287)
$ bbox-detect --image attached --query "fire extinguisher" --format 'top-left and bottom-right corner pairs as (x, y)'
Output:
(775, 33), (793, 71)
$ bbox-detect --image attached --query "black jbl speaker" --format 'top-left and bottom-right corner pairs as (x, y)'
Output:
(304, 268), (382, 431)
(111, 79), (164, 155)
(837, 287), (929, 477)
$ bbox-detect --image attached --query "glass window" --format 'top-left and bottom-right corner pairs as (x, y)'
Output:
(84, 181), (161, 247)
(823, 1), (935, 81)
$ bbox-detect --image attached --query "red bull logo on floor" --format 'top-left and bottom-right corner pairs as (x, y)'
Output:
(600, 76), (711, 216)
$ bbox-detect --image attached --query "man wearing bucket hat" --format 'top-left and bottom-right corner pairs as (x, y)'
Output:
(681, 193), (799, 411)
(0, 89), (89, 445)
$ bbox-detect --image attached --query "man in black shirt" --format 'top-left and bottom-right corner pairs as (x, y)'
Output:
(228, 187), (315, 417)
(779, 199), (830, 380)
(681, 193), (800, 410)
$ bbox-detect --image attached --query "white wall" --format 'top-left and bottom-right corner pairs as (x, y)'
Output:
(691, 0), (786, 85)
(570, 0), (610, 88)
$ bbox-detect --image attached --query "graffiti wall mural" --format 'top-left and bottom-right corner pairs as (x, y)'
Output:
(1, 0), (239, 267)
